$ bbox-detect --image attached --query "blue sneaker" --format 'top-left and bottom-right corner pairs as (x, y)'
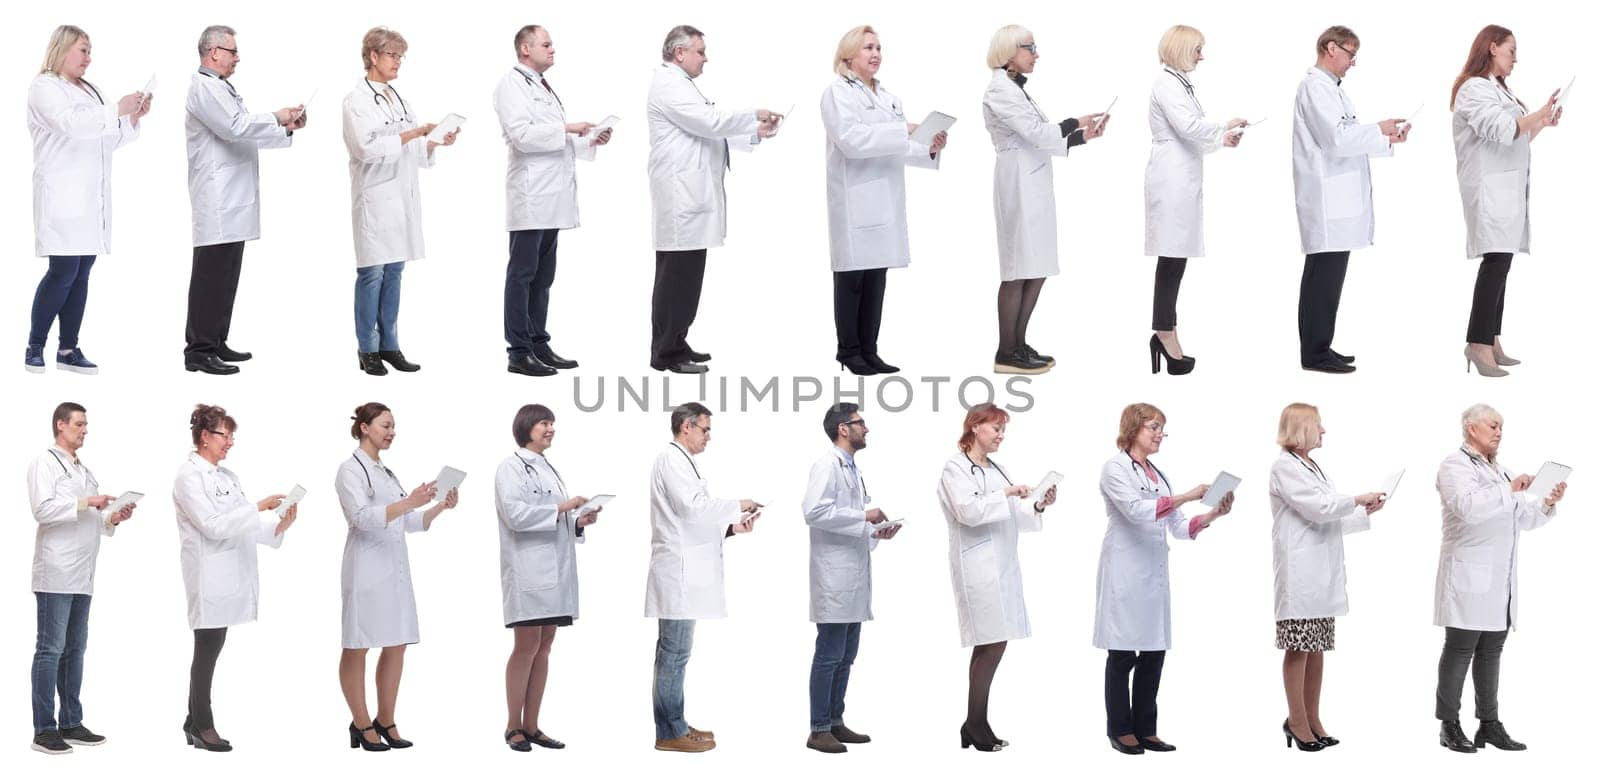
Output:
(56, 348), (99, 375)
(25, 345), (45, 373)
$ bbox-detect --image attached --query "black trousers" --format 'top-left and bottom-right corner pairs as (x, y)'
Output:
(1466, 253), (1512, 345)
(1297, 251), (1351, 362)
(504, 228), (560, 358)
(650, 249), (708, 366)
(188, 627), (228, 730)
(1436, 626), (1508, 721)
(184, 242), (246, 358)
(833, 269), (887, 360)
(1105, 650), (1165, 737)
(1152, 257), (1187, 330)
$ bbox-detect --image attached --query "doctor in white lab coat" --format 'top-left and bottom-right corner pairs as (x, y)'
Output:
(335, 402), (458, 750)
(1432, 403), (1565, 753)
(1291, 26), (1408, 374)
(1095, 403), (1230, 753)
(28, 402), (135, 751)
(644, 402), (761, 751)
(495, 25), (613, 378)
(182, 26), (304, 376)
(936, 402), (1054, 752)
(645, 25), (779, 374)
(1268, 403), (1385, 750)
(342, 27), (458, 377)
(1450, 26), (1563, 377)
(172, 404), (296, 750)
(495, 403), (602, 751)
(984, 25), (1106, 377)
(822, 26), (945, 377)
(25, 25), (146, 376)
(800, 403), (900, 753)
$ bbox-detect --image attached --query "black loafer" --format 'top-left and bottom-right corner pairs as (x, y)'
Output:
(686, 349), (712, 363)
(358, 352), (388, 376)
(185, 354), (240, 375)
(532, 345), (578, 369)
(215, 344), (253, 362)
(1139, 737), (1176, 752)
(509, 355), (558, 377)
(1301, 358), (1356, 374)
(653, 360), (708, 374)
(1329, 349), (1355, 364)
(1109, 736), (1145, 755)
(378, 350), (421, 372)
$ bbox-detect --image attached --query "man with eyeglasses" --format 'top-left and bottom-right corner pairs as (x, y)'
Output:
(182, 25), (307, 375)
(1291, 25), (1410, 374)
(800, 403), (900, 753)
(644, 402), (764, 751)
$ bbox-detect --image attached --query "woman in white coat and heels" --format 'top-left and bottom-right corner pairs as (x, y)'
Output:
(937, 402), (1055, 752)
(335, 402), (459, 751)
(342, 27), (458, 377)
(983, 25), (1107, 375)
(1095, 402), (1231, 754)
(822, 25), (946, 376)
(24, 25), (147, 375)
(1143, 25), (1245, 375)
(495, 404), (601, 751)
(1450, 26), (1562, 377)
(1268, 403), (1385, 751)
(172, 404), (297, 752)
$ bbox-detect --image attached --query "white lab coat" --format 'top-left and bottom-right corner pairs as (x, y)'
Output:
(173, 453), (284, 630)
(822, 75), (939, 272)
(335, 449), (427, 649)
(646, 63), (760, 252)
(496, 449), (585, 625)
(644, 442), (742, 620)
(1291, 67), (1393, 254)
(29, 448), (116, 595)
(802, 448), (880, 623)
(185, 70), (293, 247)
(1452, 77), (1532, 259)
(494, 66), (596, 232)
(1268, 451), (1371, 621)
(28, 73), (139, 257)
(1094, 452), (1198, 651)
(937, 453), (1040, 647)
(342, 78), (434, 267)
(984, 69), (1069, 281)
(1434, 447), (1555, 632)
(1145, 68), (1223, 258)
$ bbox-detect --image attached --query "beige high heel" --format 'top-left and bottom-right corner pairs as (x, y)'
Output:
(1492, 338), (1521, 366)
(1465, 344), (1509, 377)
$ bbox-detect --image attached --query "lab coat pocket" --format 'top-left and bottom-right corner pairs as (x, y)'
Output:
(201, 550), (240, 599)
(515, 539), (559, 592)
(819, 551), (863, 592)
(360, 195), (405, 233)
(1323, 171), (1364, 220)
(960, 537), (999, 587)
(1450, 559), (1492, 595)
(217, 162), (258, 210)
(846, 178), (890, 229)
(1288, 542), (1331, 599)
(1479, 170), (1523, 220)
(684, 542), (721, 589)
(41, 180), (92, 220)
(673, 168), (712, 216)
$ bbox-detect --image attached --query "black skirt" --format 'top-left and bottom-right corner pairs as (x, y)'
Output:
(507, 615), (574, 628)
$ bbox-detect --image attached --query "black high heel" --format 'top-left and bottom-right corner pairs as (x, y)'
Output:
(839, 355), (878, 376)
(1315, 732), (1340, 747)
(349, 723), (391, 752)
(372, 721), (413, 748)
(862, 354), (899, 374)
(1148, 334), (1196, 375)
(1283, 719), (1325, 752)
(959, 723), (1001, 752)
(1108, 735), (1145, 755)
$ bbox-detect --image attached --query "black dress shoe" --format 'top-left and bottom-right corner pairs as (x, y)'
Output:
(186, 354), (240, 375)
(1108, 735), (1145, 755)
(1139, 737), (1177, 752)
(378, 350), (421, 372)
(1301, 357), (1356, 374)
(358, 352), (388, 376)
(1019, 344), (1055, 366)
(349, 722), (390, 751)
(862, 354), (899, 373)
(653, 360), (708, 374)
(532, 344), (578, 369)
(528, 729), (566, 749)
(505, 729), (532, 752)
(372, 721), (413, 748)
(839, 355), (878, 376)
(995, 348), (1050, 374)
(686, 349), (712, 363)
(1439, 719), (1478, 753)
(215, 344), (253, 362)
(1329, 349), (1355, 364)
(1473, 720), (1526, 751)
(509, 354), (558, 377)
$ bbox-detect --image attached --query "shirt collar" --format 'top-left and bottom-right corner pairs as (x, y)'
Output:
(189, 451), (220, 472)
(1312, 65), (1341, 87)
(50, 445), (80, 466)
(834, 445), (856, 468)
(514, 64), (541, 81)
(198, 66), (226, 80)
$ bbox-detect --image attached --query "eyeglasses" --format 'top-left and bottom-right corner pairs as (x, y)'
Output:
(214, 46), (239, 56)
(381, 50), (406, 62)
(1143, 422), (1167, 435)
(206, 429), (236, 441)
(845, 419), (867, 428)
(691, 422), (711, 435)
(1335, 42), (1358, 62)
(1019, 43), (1038, 54)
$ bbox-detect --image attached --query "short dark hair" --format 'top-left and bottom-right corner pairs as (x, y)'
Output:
(190, 404), (237, 447)
(350, 402), (391, 439)
(670, 402), (712, 436)
(52, 401), (86, 438)
(513, 404), (555, 446)
(514, 24), (543, 54)
(822, 402), (859, 443)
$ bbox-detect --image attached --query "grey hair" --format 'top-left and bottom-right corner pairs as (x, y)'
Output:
(661, 25), (704, 63)
(198, 25), (236, 58)
(1461, 403), (1502, 436)
(669, 402), (712, 436)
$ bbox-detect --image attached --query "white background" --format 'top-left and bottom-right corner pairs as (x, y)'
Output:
(1, 0), (1594, 776)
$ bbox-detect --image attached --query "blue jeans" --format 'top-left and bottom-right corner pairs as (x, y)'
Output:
(29, 255), (96, 349)
(32, 593), (91, 733)
(652, 619), (695, 740)
(354, 262), (405, 352)
(809, 622), (861, 732)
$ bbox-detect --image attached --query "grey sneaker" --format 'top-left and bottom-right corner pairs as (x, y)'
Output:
(60, 725), (106, 746)
(31, 730), (73, 754)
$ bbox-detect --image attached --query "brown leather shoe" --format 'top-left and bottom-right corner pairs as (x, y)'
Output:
(806, 731), (847, 753)
(687, 726), (715, 740)
(655, 734), (715, 752)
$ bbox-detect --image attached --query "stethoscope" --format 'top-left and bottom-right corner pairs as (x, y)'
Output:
(844, 74), (903, 117)
(1289, 452), (1328, 483)
(1165, 67), (1202, 113)
(963, 452), (1013, 496)
(1123, 450), (1173, 495)
(352, 452), (405, 498)
(1460, 446), (1511, 483)
(365, 77), (409, 125)
(670, 442), (702, 480)
(516, 450), (568, 496)
(516, 66), (562, 107)
(834, 452), (871, 505)
(197, 68), (241, 103)
(47, 449), (96, 487)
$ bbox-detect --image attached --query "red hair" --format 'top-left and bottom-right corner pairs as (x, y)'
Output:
(1451, 25), (1521, 110)
(958, 403), (1010, 452)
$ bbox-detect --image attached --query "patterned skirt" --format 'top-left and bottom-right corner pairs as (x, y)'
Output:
(1275, 617), (1335, 652)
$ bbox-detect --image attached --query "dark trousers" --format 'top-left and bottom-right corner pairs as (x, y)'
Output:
(1466, 253), (1512, 345)
(809, 622), (861, 732)
(1105, 649), (1165, 737)
(188, 627), (228, 730)
(29, 255), (96, 349)
(505, 229), (560, 358)
(1152, 257), (1188, 330)
(833, 269), (887, 360)
(184, 242), (246, 358)
(650, 249), (707, 366)
(1297, 251), (1351, 362)
(1436, 626), (1508, 721)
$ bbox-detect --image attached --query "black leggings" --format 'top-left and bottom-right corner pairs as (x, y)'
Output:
(1105, 649), (1165, 737)
(189, 627), (228, 730)
(996, 278), (1046, 356)
(1151, 257), (1187, 330)
(1466, 253), (1512, 345)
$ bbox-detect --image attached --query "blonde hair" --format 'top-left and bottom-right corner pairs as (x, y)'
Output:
(1316, 25), (1359, 57)
(1116, 403), (1166, 450)
(833, 25), (878, 78)
(986, 25), (1033, 70)
(361, 26), (408, 71)
(1157, 25), (1204, 72)
(1276, 403), (1322, 451)
(39, 25), (88, 75)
